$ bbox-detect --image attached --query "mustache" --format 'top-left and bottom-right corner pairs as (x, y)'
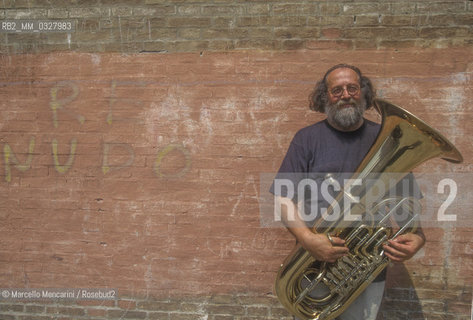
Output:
(334, 98), (358, 108)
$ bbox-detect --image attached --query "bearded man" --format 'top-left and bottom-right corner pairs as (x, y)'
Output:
(271, 64), (425, 320)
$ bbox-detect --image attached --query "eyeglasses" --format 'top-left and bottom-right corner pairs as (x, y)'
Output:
(329, 84), (360, 98)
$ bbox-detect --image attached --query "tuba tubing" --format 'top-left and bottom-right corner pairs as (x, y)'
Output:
(274, 99), (463, 320)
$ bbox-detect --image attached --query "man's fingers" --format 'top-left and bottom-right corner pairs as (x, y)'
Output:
(330, 236), (345, 246)
(328, 236), (348, 260)
(386, 240), (410, 254)
(383, 242), (412, 262)
(333, 246), (349, 254)
(326, 245), (349, 262)
(384, 250), (403, 262)
(383, 244), (403, 257)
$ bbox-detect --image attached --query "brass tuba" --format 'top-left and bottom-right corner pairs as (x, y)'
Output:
(274, 99), (463, 320)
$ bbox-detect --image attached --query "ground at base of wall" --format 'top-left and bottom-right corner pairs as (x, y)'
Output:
(1, 292), (471, 320)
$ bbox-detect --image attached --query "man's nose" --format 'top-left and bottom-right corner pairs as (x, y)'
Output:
(341, 88), (351, 99)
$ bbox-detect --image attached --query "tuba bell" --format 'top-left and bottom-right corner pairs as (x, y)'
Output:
(274, 98), (463, 320)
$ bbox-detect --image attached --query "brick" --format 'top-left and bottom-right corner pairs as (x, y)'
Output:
(212, 17), (234, 28)
(354, 14), (381, 26)
(245, 3), (270, 15)
(107, 309), (147, 319)
(247, 305), (270, 317)
(318, 3), (341, 16)
(177, 5), (200, 16)
(166, 17), (211, 28)
(274, 27), (320, 39)
(234, 39), (280, 50)
(417, 2), (466, 14)
(270, 306), (293, 318)
(281, 39), (304, 50)
(24, 305), (45, 313)
(212, 316), (233, 320)
(148, 311), (170, 319)
(171, 40), (209, 52)
(272, 3), (318, 15)
(76, 19), (100, 32)
(46, 306), (86, 316)
(305, 40), (354, 50)
(268, 16), (307, 27)
(4, 8), (48, 18)
(447, 301), (472, 314)
(201, 5), (243, 16)
(169, 314), (203, 320)
(68, 7), (104, 18)
(112, 7), (133, 17)
(116, 17), (147, 29)
(86, 308), (107, 317)
(178, 28), (201, 40)
(391, 2), (417, 15)
(150, 28), (177, 40)
(0, 0), (14, 8)
(137, 301), (181, 312)
(135, 5), (176, 16)
(201, 28), (246, 40)
(343, 3), (390, 15)
(0, 304), (25, 312)
(381, 15), (420, 26)
(76, 299), (115, 307)
(419, 27), (470, 39)
(205, 305), (245, 316)
(316, 15), (353, 27)
(321, 28), (342, 39)
(47, 8), (68, 18)
(249, 28), (273, 39)
(208, 40), (235, 51)
(343, 26), (379, 39)
(236, 16), (270, 27)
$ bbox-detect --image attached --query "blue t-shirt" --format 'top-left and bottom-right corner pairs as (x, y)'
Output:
(271, 118), (381, 216)
(277, 118), (380, 175)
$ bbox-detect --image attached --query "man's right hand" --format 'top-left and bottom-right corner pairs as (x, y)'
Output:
(298, 231), (349, 263)
(274, 196), (349, 263)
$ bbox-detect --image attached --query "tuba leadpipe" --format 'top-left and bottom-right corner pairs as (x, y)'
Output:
(274, 99), (463, 320)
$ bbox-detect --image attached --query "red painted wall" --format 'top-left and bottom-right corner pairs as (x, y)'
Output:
(1, 49), (472, 318)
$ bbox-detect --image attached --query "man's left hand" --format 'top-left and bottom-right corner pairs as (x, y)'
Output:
(383, 233), (425, 263)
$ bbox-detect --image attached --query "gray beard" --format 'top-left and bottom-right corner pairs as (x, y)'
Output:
(325, 98), (366, 130)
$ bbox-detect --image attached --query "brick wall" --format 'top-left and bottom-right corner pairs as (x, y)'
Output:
(1, 1), (472, 320)
(1, 1), (472, 54)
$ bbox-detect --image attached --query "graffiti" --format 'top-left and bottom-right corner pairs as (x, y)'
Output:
(52, 138), (77, 174)
(154, 144), (191, 179)
(3, 137), (35, 182)
(102, 142), (135, 174)
(2, 80), (192, 182)
(50, 81), (84, 128)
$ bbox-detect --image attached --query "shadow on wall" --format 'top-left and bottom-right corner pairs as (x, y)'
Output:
(378, 264), (423, 320)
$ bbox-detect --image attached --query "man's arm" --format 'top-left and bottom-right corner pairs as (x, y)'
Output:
(275, 196), (349, 263)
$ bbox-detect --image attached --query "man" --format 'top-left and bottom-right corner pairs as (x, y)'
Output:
(272, 64), (425, 319)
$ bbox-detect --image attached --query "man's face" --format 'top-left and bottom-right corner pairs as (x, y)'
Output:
(325, 68), (366, 130)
